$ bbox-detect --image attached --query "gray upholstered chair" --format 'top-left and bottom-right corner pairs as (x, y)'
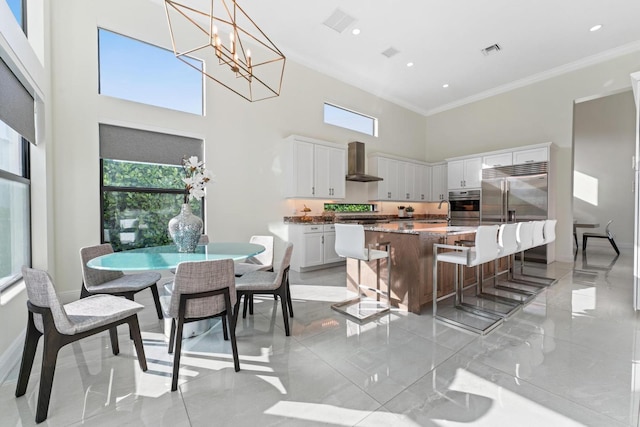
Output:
(234, 235), (280, 317)
(80, 244), (163, 319)
(16, 267), (147, 423)
(160, 258), (239, 391)
(234, 243), (294, 336)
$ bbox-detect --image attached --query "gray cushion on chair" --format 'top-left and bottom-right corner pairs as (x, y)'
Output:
(235, 270), (278, 291)
(234, 263), (270, 277)
(21, 266), (143, 335)
(80, 243), (161, 292)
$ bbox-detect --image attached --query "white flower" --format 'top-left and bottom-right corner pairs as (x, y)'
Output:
(181, 156), (213, 202)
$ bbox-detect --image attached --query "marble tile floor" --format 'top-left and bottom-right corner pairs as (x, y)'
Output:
(1, 247), (639, 426)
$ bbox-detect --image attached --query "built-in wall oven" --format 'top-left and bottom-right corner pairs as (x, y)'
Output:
(448, 190), (481, 226)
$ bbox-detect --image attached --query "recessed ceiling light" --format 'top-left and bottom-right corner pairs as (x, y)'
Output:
(590, 24), (603, 32)
(442, 84), (449, 88)
(406, 62), (414, 67)
(351, 28), (361, 35)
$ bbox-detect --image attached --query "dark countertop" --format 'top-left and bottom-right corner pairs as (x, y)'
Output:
(363, 223), (477, 236)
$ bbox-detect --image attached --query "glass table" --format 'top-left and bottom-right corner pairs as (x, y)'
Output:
(87, 242), (265, 271)
(87, 242), (265, 339)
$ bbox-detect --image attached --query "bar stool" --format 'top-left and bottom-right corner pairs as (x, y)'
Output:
(331, 224), (391, 322)
(583, 220), (620, 255)
(516, 220), (555, 285)
(433, 225), (503, 334)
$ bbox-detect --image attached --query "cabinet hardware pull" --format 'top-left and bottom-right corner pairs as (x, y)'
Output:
(525, 160), (534, 163)
(312, 186), (315, 195)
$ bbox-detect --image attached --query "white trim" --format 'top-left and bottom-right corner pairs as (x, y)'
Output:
(0, 329), (24, 385)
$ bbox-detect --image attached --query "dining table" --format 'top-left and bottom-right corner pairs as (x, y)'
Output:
(87, 241), (266, 338)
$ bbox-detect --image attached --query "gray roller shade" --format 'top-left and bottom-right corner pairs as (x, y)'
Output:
(99, 124), (203, 165)
(0, 57), (35, 144)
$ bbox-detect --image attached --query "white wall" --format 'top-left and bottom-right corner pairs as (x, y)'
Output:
(49, 0), (428, 295)
(425, 52), (640, 261)
(573, 90), (636, 248)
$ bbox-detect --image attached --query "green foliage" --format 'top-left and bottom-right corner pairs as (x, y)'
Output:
(324, 203), (375, 212)
(102, 159), (202, 252)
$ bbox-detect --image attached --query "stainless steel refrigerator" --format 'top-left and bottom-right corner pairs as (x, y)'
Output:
(481, 163), (549, 262)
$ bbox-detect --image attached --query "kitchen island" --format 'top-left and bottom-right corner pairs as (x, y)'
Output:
(346, 222), (477, 314)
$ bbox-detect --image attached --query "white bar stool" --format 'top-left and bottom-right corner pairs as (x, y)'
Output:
(433, 225), (503, 334)
(515, 220), (555, 285)
(331, 224), (391, 322)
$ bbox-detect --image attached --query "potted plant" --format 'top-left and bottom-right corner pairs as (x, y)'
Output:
(397, 206), (406, 217)
(405, 206), (414, 217)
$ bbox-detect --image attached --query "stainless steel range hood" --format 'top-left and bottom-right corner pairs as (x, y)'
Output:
(345, 141), (383, 182)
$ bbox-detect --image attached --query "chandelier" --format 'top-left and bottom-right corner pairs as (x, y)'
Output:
(164, 0), (286, 102)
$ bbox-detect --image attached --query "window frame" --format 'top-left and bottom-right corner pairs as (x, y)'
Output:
(323, 102), (378, 137)
(0, 135), (31, 292)
(99, 158), (205, 250)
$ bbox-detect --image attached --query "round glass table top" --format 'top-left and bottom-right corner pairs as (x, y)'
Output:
(86, 242), (265, 271)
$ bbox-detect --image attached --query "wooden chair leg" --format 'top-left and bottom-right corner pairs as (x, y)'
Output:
(249, 296), (254, 315)
(279, 288), (290, 336)
(127, 316), (147, 372)
(221, 315), (229, 341)
(286, 278), (294, 318)
(242, 295), (249, 319)
(224, 291), (240, 372)
(109, 326), (120, 356)
(168, 319), (176, 354)
(15, 314), (41, 397)
(150, 284), (163, 320)
(583, 236), (588, 251)
(171, 318), (185, 391)
(36, 332), (62, 423)
(609, 238), (620, 255)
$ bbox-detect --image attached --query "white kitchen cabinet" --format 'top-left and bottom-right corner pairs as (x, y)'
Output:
(431, 163), (447, 200)
(288, 224), (344, 272)
(416, 164), (431, 201)
(482, 152), (513, 168)
(368, 156), (400, 200)
(284, 135), (346, 199)
(513, 147), (548, 165)
(448, 157), (482, 190)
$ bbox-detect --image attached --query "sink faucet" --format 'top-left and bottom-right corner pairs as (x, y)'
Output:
(437, 199), (450, 225)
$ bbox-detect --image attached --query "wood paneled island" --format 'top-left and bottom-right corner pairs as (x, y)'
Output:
(346, 222), (477, 314)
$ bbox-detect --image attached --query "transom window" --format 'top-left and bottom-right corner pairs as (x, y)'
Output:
(323, 103), (378, 137)
(98, 28), (204, 115)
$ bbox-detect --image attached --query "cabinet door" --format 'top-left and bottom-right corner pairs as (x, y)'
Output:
(417, 164), (431, 201)
(328, 147), (346, 199)
(431, 164), (445, 200)
(292, 141), (315, 197)
(447, 160), (464, 190)
(313, 145), (331, 198)
(513, 147), (548, 164)
(323, 232), (341, 264)
(302, 232), (323, 267)
(403, 162), (416, 201)
(463, 157), (482, 188)
(482, 152), (512, 168)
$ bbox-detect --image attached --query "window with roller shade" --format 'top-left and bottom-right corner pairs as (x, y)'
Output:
(0, 57), (33, 291)
(99, 124), (205, 251)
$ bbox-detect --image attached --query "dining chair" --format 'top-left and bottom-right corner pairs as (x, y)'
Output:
(234, 235), (279, 317)
(583, 220), (620, 255)
(16, 267), (147, 423)
(234, 243), (294, 336)
(80, 243), (163, 319)
(160, 258), (239, 391)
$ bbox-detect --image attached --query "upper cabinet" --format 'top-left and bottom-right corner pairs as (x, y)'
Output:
(482, 152), (513, 168)
(447, 157), (482, 190)
(284, 135), (346, 199)
(431, 163), (447, 200)
(368, 155), (431, 201)
(481, 145), (550, 168)
(513, 147), (548, 164)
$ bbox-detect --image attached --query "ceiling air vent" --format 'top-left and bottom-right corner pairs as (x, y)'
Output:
(381, 47), (400, 58)
(322, 8), (356, 34)
(481, 43), (502, 56)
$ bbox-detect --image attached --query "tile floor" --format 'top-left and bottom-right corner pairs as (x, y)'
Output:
(1, 246), (639, 426)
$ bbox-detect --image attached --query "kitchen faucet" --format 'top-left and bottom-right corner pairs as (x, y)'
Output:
(438, 199), (450, 225)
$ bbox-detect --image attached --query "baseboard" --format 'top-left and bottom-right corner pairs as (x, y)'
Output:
(0, 329), (25, 385)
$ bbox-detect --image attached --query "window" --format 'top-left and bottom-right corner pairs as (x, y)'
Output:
(323, 103), (378, 137)
(98, 28), (203, 115)
(99, 124), (204, 252)
(324, 203), (376, 212)
(0, 121), (30, 291)
(7, 0), (26, 34)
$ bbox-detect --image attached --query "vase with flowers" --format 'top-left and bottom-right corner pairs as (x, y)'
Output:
(168, 156), (214, 252)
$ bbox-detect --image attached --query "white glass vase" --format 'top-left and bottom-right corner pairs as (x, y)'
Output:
(168, 203), (203, 253)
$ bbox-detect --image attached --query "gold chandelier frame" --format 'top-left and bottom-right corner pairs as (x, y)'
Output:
(165, 0), (286, 102)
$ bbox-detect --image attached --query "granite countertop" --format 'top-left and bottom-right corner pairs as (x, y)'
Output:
(283, 214), (448, 224)
(363, 223), (477, 236)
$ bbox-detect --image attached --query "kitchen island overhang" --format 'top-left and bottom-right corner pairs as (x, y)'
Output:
(345, 223), (478, 314)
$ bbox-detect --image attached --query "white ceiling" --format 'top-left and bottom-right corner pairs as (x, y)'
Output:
(237, 0), (640, 116)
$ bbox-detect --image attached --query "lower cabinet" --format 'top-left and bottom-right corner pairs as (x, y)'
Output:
(289, 224), (344, 272)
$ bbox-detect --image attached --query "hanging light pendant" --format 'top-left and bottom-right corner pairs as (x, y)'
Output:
(165, 0), (286, 102)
